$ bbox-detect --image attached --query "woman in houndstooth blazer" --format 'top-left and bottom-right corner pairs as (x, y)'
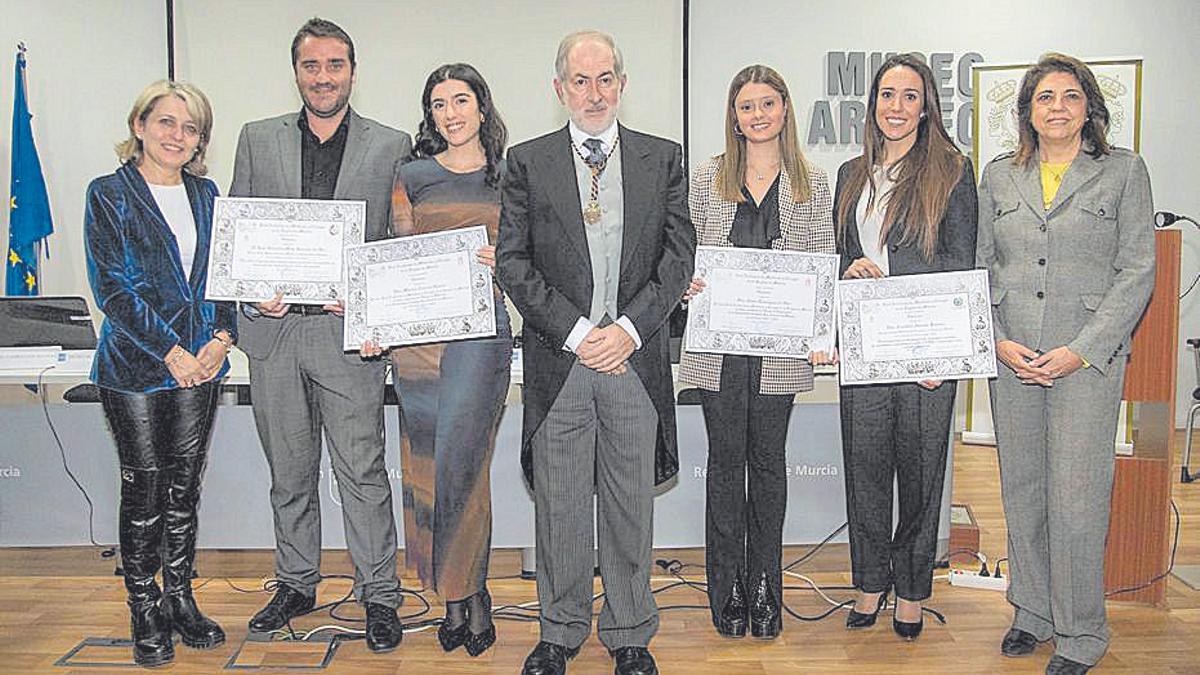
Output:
(834, 53), (978, 641)
(678, 64), (835, 640)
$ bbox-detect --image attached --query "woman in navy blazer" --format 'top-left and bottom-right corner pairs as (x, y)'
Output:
(833, 54), (977, 641)
(84, 80), (235, 668)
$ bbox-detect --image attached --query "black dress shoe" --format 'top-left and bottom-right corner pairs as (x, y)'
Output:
(248, 584), (315, 633)
(611, 646), (657, 675)
(845, 590), (888, 629)
(714, 575), (748, 637)
(364, 602), (403, 653)
(464, 588), (496, 657)
(521, 640), (580, 675)
(162, 593), (225, 649)
(892, 615), (923, 641)
(1000, 627), (1039, 657)
(748, 571), (781, 639)
(1046, 654), (1091, 674)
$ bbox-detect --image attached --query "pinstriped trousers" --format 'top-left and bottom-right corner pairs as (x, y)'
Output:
(531, 360), (660, 650)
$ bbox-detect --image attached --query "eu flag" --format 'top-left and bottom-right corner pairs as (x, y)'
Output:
(6, 47), (53, 296)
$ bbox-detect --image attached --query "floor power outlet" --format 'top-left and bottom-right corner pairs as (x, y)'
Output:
(948, 569), (1009, 591)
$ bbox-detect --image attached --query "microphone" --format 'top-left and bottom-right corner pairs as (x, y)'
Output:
(1155, 211), (1199, 229)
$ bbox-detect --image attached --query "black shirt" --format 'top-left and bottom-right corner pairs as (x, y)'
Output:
(729, 173), (782, 249)
(298, 108), (351, 200)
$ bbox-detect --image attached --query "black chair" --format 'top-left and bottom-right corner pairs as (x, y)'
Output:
(1180, 338), (1200, 483)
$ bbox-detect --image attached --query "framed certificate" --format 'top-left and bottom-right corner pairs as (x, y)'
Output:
(205, 197), (366, 304)
(684, 246), (839, 358)
(342, 226), (496, 350)
(836, 269), (997, 385)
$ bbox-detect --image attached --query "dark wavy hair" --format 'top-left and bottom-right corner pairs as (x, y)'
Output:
(414, 63), (508, 187)
(835, 53), (965, 263)
(1014, 52), (1111, 167)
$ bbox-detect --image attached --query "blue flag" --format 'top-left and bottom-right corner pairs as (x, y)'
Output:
(6, 47), (53, 296)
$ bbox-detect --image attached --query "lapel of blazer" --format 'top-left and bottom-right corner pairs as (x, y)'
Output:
(335, 109), (369, 199)
(1010, 158), (1046, 220)
(1047, 150), (1103, 216)
(619, 124), (653, 271)
(276, 112), (302, 198)
(118, 163), (188, 293)
(182, 173), (210, 291)
(541, 126), (590, 263)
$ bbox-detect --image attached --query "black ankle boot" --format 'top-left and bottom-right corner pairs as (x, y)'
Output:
(749, 571), (781, 639)
(118, 465), (174, 667)
(161, 449), (224, 649)
(714, 574), (748, 637)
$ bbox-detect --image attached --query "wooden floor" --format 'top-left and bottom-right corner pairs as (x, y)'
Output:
(3, 435), (1199, 673)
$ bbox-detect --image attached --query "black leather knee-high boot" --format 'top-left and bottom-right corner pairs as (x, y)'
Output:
(160, 383), (224, 650)
(160, 449), (224, 649)
(119, 465), (175, 667)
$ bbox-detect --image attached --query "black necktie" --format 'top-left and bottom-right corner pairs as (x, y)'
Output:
(582, 138), (606, 170)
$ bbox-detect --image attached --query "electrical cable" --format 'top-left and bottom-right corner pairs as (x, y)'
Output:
(783, 521), (848, 571)
(1180, 272), (1200, 300)
(1105, 499), (1181, 597)
(38, 367), (115, 555)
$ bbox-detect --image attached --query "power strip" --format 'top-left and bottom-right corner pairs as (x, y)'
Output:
(948, 569), (1009, 592)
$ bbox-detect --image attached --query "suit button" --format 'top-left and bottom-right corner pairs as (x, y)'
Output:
(1036, 291), (1045, 299)
(1099, 208), (1106, 216)
(1039, 224), (1047, 232)
(890, 244), (899, 252)
(1038, 258), (1046, 266)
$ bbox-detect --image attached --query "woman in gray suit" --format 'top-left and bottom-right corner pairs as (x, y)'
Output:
(977, 53), (1154, 675)
(679, 64), (835, 640)
(834, 53), (978, 641)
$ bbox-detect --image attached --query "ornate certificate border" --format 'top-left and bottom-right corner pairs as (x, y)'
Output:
(206, 197), (366, 304)
(837, 269), (997, 385)
(684, 246), (838, 358)
(342, 226), (496, 350)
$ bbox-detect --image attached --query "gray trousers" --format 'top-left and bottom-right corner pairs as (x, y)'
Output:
(248, 314), (402, 608)
(991, 359), (1126, 666)
(532, 361), (659, 650)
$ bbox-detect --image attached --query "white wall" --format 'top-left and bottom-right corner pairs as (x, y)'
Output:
(174, 0), (684, 195)
(3, 0), (1195, 425)
(689, 0), (1200, 427)
(0, 0), (166, 306)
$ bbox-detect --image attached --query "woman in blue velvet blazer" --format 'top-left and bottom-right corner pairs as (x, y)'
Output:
(83, 80), (235, 668)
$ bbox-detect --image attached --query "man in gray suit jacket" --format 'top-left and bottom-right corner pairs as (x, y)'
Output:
(496, 30), (694, 675)
(229, 17), (410, 653)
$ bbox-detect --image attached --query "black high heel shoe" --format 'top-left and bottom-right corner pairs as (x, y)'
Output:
(892, 599), (924, 641)
(845, 590), (888, 629)
(437, 599), (469, 652)
(464, 587), (496, 657)
(713, 574), (748, 638)
(892, 615), (924, 641)
(748, 571), (781, 639)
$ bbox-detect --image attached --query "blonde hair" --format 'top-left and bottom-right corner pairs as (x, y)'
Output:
(716, 65), (811, 203)
(116, 80), (213, 176)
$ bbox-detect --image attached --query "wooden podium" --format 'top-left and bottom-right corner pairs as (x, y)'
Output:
(1104, 229), (1181, 605)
